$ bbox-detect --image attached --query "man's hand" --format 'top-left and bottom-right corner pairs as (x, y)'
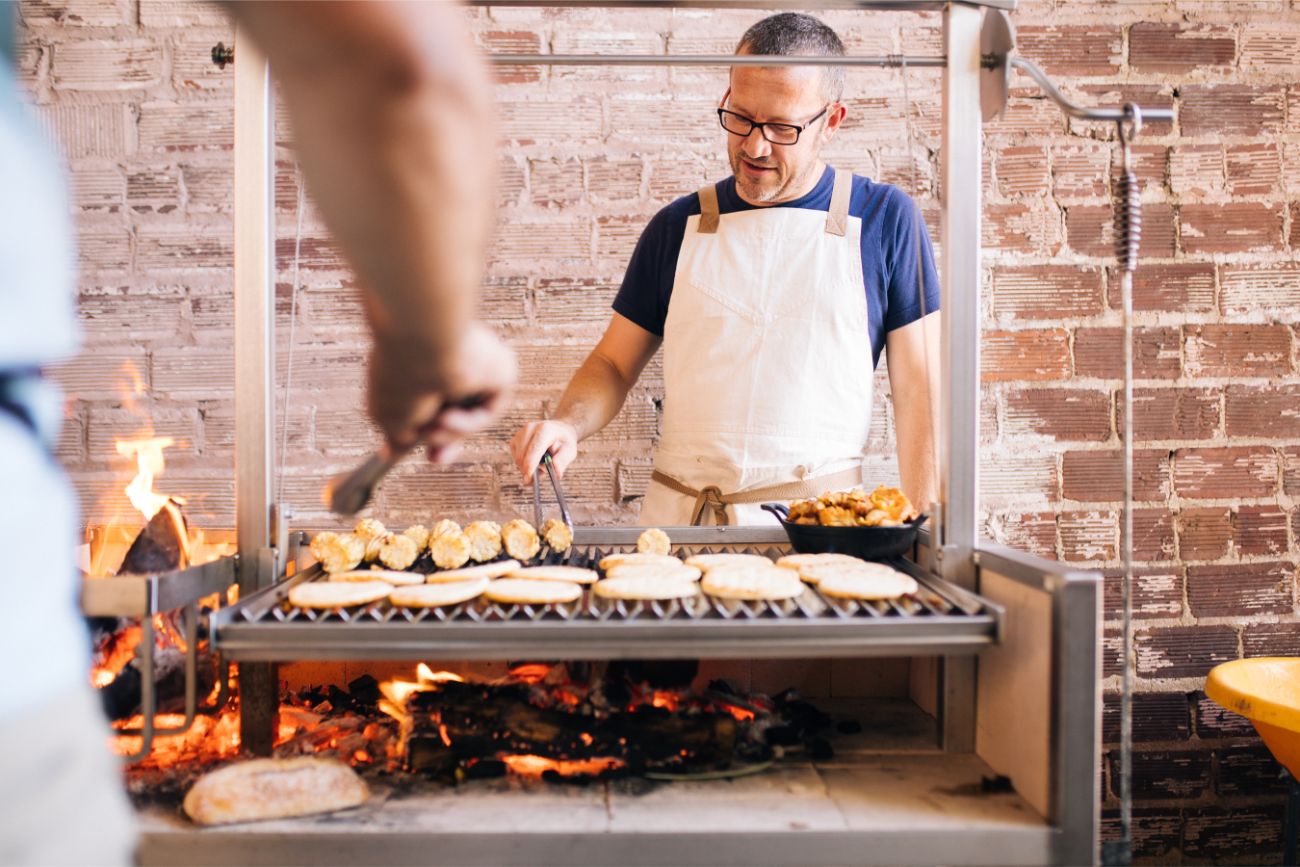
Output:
(369, 322), (516, 464)
(509, 419), (579, 483)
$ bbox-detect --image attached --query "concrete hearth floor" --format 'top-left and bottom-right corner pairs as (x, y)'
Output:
(135, 700), (1052, 867)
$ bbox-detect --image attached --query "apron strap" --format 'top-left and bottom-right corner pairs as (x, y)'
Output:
(696, 183), (721, 234)
(824, 168), (852, 237)
(651, 466), (864, 526)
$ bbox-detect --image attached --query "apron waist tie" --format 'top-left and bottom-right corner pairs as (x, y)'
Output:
(650, 466), (864, 526)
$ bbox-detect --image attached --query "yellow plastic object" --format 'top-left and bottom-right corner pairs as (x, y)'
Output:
(1205, 657), (1300, 779)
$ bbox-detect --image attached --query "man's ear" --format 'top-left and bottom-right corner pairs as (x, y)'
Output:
(822, 102), (848, 143)
(719, 86), (731, 109)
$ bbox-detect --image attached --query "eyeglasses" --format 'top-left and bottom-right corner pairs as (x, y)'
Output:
(717, 104), (830, 146)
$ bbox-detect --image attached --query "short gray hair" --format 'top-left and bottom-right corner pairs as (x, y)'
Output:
(735, 13), (845, 104)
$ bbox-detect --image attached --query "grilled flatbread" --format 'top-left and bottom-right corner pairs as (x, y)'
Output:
(604, 562), (702, 583)
(288, 580), (391, 609)
(507, 565), (599, 585)
(485, 578), (583, 605)
(425, 559), (521, 583)
(598, 552), (682, 571)
(775, 552), (865, 571)
(183, 757), (368, 826)
(700, 564), (805, 601)
(815, 570), (918, 601)
(636, 528), (672, 555)
(594, 575), (700, 601)
(389, 577), (489, 608)
(796, 560), (902, 586)
(328, 569), (424, 586)
(683, 553), (771, 571)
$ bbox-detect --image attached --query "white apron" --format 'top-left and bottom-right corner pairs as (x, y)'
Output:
(640, 169), (874, 526)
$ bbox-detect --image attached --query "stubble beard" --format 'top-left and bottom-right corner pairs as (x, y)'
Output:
(730, 148), (819, 204)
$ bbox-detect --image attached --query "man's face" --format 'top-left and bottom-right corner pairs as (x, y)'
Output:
(724, 61), (839, 204)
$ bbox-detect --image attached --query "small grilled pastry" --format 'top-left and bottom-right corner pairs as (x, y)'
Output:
(428, 530), (472, 570)
(501, 519), (541, 561)
(376, 532), (419, 571)
(463, 521), (502, 562)
(540, 517), (573, 552)
(429, 518), (461, 541)
(402, 524), (430, 551)
(636, 527), (671, 556)
(309, 531), (365, 574)
(354, 518), (388, 561)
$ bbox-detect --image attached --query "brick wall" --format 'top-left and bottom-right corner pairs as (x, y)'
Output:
(18, 1), (1300, 860)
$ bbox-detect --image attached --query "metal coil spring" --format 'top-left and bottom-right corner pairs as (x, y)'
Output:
(1114, 169), (1141, 273)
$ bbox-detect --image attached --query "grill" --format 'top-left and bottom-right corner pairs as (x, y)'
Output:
(213, 527), (1001, 662)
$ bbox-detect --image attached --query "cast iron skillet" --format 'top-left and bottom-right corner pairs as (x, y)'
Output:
(761, 503), (927, 561)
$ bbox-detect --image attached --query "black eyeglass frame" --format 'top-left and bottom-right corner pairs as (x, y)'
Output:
(716, 104), (831, 145)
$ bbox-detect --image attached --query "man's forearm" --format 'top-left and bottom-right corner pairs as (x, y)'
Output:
(223, 2), (494, 360)
(895, 400), (938, 511)
(553, 353), (636, 441)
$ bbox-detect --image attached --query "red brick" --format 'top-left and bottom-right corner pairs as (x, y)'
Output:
(1225, 384), (1300, 439)
(1061, 448), (1170, 502)
(1236, 505), (1289, 556)
(617, 460), (653, 501)
(991, 265), (1104, 320)
(1124, 388), (1220, 441)
(1060, 509), (1117, 562)
(1241, 30), (1300, 68)
(138, 225), (233, 272)
(1102, 692), (1190, 745)
(1283, 447), (1300, 495)
(1225, 143), (1281, 196)
(1290, 202), (1300, 250)
(1128, 23), (1236, 73)
(1243, 622), (1300, 657)
(1077, 84), (1175, 134)
(138, 0), (227, 27)
(595, 215), (644, 261)
(1073, 326), (1180, 380)
(1194, 692), (1258, 738)
(498, 158), (525, 209)
(1173, 447), (1278, 498)
(1133, 508), (1176, 562)
(35, 104), (132, 159)
(982, 202), (1061, 254)
(1181, 203), (1284, 255)
(1216, 745), (1291, 796)
(138, 102), (234, 152)
(478, 30), (543, 85)
(1183, 807), (1284, 860)
(1181, 85), (1285, 137)
(1169, 144), (1225, 199)
(1220, 262), (1300, 315)
(982, 329), (1071, 382)
(991, 510), (1057, 559)
(1111, 263), (1216, 314)
(979, 452), (1058, 503)
(1102, 567), (1183, 620)
(534, 277), (619, 326)
(1100, 808), (1182, 860)
(1004, 388), (1112, 442)
(1184, 324), (1292, 378)
(995, 145), (1049, 197)
(585, 157), (643, 202)
(1111, 750), (1210, 799)
(51, 40), (163, 91)
(1187, 562), (1293, 618)
(1177, 508), (1233, 561)
(1136, 626), (1238, 679)
(529, 157), (584, 207)
(1050, 143), (1109, 199)
(1018, 25), (1122, 77)
(1066, 203), (1175, 258)
(77, 291), (185, 345)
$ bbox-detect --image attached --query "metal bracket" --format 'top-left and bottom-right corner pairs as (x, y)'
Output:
(211, 42), (234, 69)
(979, 10), (1014, 121)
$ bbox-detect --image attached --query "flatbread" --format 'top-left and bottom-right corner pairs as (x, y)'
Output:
(593, 575), (700, 601)
(428, 531), (472, 570)
(506, 565), (599, 585)
(464, 521), (503, 562)
(683, 553), (772, 571)
(501, 519), (541, 561)
(604, 562), (702, 583)
(796, 560), (902, 586)
(389, 577), (489, 608)
(288, 580), (391, 609)
(636, 528), (672, 555)
(328, 569), (424, 586)
(775, 552), (865, 571)
(598, 552), (682, 571)
(425, 559), (521, 583)
(485, 578), (583, 605)
(816, 570), (918, 601)
(183, 757), (368, 826)
(700, 564), (806, 601)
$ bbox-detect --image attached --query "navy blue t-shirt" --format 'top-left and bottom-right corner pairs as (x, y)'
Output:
(612, 165), (940, 368)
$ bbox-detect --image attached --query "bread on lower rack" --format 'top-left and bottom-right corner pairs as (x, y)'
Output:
(183, 757), (369, 826)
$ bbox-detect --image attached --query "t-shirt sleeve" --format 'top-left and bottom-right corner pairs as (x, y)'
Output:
(611, 202), (690, 336)
(881, 189), (941, 333)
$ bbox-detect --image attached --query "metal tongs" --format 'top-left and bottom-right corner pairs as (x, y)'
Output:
(532, 452), (572, 530)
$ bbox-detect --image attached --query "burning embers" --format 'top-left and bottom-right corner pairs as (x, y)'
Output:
(378, 662), (776, 783)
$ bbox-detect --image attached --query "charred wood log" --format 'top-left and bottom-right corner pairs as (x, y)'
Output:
(120, 500), (189, 575)
(98, 638), (216, 722)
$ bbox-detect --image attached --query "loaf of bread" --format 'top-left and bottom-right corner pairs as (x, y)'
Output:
(183, 757), (369, 826)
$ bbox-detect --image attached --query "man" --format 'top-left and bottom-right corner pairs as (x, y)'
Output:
(0, 2), (511, 862)
(511, 12), (939, 525)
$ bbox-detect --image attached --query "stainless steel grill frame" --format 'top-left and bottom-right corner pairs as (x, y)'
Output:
(212, 528), (1002, 661)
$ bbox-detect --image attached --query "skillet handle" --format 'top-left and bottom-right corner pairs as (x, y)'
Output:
(760, 502), (790, 521)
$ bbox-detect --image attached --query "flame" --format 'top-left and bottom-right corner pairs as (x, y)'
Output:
(508, 663), (552, 683)
(116, 436), (179, 521)
(499, 755), (624, 778)
(650, 691), (680, 712)
(380, 679), (425, 707)
(416, 665), (463, 685)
